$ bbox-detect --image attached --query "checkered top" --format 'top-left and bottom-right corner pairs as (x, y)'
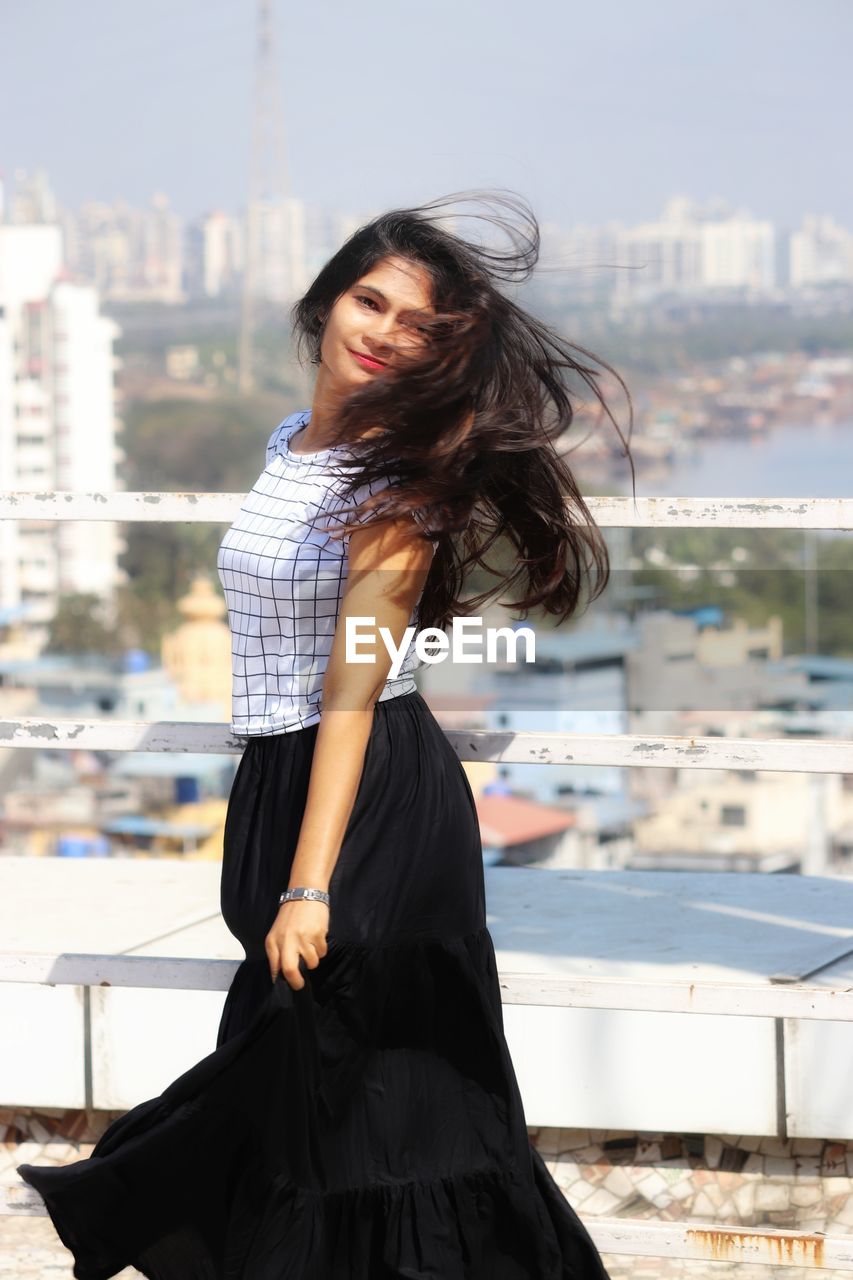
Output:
(216, 409), (434, 737)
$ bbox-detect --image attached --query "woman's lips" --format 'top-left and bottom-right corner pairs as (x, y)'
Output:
(349, 349), (387, 370)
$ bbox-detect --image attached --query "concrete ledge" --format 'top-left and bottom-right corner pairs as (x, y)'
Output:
(2, 859), (853, 1134)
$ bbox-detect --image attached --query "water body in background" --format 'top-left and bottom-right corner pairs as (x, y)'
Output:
(644, 420), (853, 498)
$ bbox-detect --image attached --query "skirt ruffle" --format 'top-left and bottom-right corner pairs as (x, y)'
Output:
(18, 691), (611, 1279)
(18, 928), (608, 1279)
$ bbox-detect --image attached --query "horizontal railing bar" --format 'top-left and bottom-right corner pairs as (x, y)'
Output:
(0, 1188), (848, 1268)
(591, 495), (853, 531)
(1, 492), (852, 529)
(1, 717), (851, 774)
(0, 953), (239, 992)
(497, 972), (853, 1018)
(3, 953), (853, 1020)
(591, 1218), (851, 1269)
(449, 728), (853, 774)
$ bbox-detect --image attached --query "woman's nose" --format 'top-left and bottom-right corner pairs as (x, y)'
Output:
(366, 325), (397, 354)
(375, 315), (398, 339)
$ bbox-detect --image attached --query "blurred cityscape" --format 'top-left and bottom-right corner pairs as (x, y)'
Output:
(8, 166), (853, 307)
(4, 3), (853, 1269)
(0, 163), (852, 881)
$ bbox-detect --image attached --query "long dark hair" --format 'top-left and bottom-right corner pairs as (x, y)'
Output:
(289, 189), (634, 634)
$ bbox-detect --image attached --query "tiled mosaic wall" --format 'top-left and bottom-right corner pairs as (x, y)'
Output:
(530, 1125), (853, 1280)
(4, 1109), (853, 1278)
(530, 1125), (853, 1230)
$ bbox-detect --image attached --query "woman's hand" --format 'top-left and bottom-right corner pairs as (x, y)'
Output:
(265, 899), (330, 990)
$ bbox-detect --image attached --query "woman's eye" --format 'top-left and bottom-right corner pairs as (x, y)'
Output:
(356, 295), (377, 309)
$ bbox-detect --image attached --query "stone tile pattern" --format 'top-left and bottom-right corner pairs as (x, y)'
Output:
(0, 1108), (142, 1278)
(4, 1107), (853, 1278)
(530, 1125), (853, 1280)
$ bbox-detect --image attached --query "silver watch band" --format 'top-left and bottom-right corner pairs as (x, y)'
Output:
(279, 887), (330, 907)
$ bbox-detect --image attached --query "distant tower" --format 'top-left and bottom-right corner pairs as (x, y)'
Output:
(239, 0), (289, 393)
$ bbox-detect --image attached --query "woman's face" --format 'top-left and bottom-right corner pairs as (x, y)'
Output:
(317, 255), (434, 387)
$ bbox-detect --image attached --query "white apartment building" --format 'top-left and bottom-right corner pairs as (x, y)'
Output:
(201, 211), (243, 298)
(0, 223), (123, 640)
(245, 195), (310, 302)
(613, 206), (704, 303)
(789, 214), (853, 287)
(613, 198), (776, 300)
(700, 214), (775, 290)
(63, 194), (185, 304)
(118, 192), (184, 304)
(631, 768), (843, 874)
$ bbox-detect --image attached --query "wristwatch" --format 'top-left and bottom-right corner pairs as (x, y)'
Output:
(279, 887), (331, 907)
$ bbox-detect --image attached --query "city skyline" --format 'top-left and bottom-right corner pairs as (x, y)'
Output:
(6, 167), (852, 307)
(3, 0), (852, 229)
(6, 167), (853, 240)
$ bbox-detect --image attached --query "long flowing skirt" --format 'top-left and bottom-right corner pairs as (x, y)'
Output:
(17, 689), (611, 1279)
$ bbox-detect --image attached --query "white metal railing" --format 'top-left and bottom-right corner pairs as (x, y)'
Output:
(1, 491), (852, 529)
(3, 716), (852, 773)
(3, 951), (853, 1015)
(1, 489), (852, 1270)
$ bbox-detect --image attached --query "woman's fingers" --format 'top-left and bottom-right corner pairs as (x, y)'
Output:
(283, 939), (329, 989)
(283, 941), (306, 991)
(266, 925), (330, 990)
(265, 936), (281, 984)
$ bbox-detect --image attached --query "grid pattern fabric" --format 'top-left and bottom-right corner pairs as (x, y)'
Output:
(216, 409), (433, 737)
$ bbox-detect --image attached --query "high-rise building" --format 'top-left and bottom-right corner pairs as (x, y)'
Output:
(62, 194), (186, 304)
(612, 197), (776, 302)
(245, 194), (309, 302)
(8, 167), (58, 225)
(789, 214), (853, 287)
(700, 213), (775, 291)
(201, 211), (243, 298)
(0, 223), (123, 643)
(613, 198), (704, 303)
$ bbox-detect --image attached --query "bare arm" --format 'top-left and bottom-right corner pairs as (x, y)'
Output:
(265, 515), (434, 990)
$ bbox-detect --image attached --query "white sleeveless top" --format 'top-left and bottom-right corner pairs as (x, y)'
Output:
(216, 409), (434, 737)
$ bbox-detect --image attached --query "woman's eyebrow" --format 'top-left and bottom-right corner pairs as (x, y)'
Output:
(353, 284), (390, 303)
(354, 284), (432, 317)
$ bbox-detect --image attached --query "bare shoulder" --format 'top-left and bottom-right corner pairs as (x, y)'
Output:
(348, 514), (435, 572)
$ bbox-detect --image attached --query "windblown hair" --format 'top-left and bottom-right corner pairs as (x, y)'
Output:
(289, 189), (635, 633)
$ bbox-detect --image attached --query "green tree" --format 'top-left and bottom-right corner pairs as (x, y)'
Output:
(115, 390), (297, 654)
(45, 593), (123, 658)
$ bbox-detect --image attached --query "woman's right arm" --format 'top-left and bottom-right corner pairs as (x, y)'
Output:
(264, 514), (434, 990)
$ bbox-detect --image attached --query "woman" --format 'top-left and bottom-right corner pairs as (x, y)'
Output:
(18, 190), (633, 1278)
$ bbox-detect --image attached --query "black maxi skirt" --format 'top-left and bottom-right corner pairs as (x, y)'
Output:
(18, 689), (612, 1280)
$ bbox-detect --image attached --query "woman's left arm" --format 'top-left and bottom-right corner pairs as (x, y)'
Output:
(265, 515), (435, 990)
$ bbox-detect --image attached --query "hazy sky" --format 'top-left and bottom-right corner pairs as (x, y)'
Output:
(3, 0), (851, 230)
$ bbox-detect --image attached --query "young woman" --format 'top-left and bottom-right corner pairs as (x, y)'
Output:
(18, 190), (634, 1278)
